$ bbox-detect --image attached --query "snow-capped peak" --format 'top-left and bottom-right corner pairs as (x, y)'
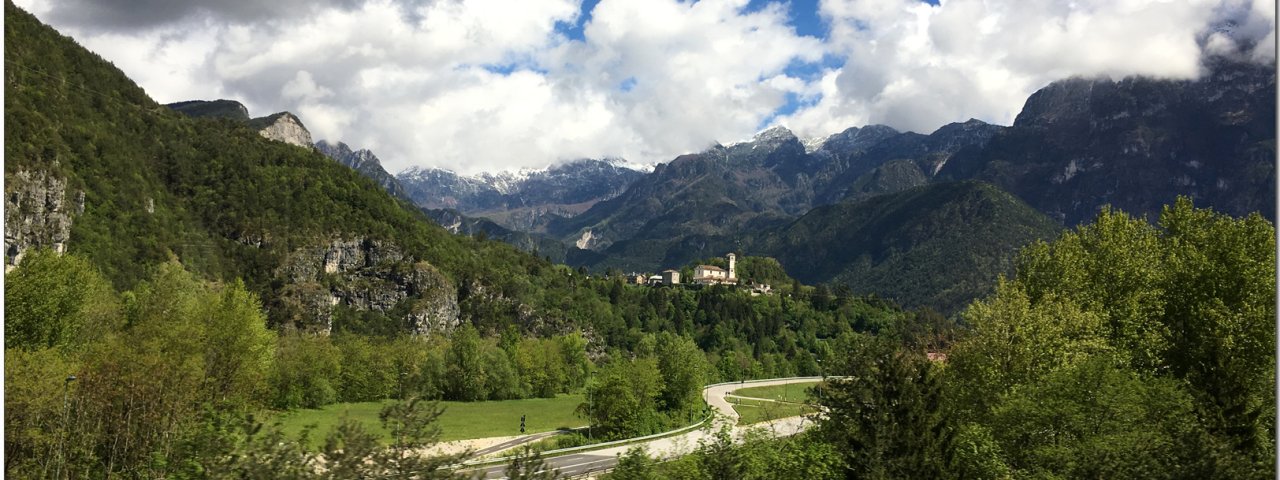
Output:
(802, 134), (833, 154)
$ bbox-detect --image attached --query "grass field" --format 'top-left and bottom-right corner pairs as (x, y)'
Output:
(732, 381), (820, 403)
(729, 397), (816, 425)
(275, 394), (586, 448)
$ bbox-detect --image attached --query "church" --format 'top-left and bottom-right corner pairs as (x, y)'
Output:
(692, 253), (737, 285)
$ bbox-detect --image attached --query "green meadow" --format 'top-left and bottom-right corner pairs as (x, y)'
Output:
(732, 381), (820, 403)
(275, 394), (587, 448)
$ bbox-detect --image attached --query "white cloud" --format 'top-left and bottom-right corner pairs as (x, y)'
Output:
(11, 0), (1276, 174)
(778, 0), (1246, 138)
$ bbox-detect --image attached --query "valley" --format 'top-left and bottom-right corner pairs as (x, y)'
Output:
(4, 1), (1275, 479)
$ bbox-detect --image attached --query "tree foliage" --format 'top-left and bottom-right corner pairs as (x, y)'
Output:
(4, 249), (119, 350)
(940, 198), (1276, 478)
(812, 332), (951, 479)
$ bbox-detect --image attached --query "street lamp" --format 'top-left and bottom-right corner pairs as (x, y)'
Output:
(55, 374), (76, 480)
(587, 372), (594, 441)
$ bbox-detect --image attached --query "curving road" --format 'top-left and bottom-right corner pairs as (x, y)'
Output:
(463, 377), (822, 479)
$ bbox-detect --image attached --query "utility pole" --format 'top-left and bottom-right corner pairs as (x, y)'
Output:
(55, 374), (75, 480)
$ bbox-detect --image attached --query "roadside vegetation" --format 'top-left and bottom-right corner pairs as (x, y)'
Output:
(608, 199), (1276, 479)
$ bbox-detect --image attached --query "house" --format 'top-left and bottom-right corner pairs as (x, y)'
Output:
(693, 253), (737, 285)
(647, 274), (664, 286)
(661, 269), (681, 285)
(630, 274), (647, 285)
(749, 282), (773, 296)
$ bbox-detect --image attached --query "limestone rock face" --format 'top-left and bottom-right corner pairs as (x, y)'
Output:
(5, 170), (75, 269)
(277, 238), (459, 334)
(165, 101), (314, 149)
(253, 112), (313, 148)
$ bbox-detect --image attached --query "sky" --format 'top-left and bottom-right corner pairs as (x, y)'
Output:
(13, 0), (1276, 174)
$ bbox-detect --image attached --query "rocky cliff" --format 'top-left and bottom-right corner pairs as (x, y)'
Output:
(276, 237), (459, 335)
(939, 58), (1276, 224)
(249, 112), (313, 148)
(165, 100), (314, 149)
(4, 169), (77, 270)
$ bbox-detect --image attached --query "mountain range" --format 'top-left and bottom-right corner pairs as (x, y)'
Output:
(938, 58), (1276, 225)
(183, 59), (1274, 312)
(14, 0), (1272, 316)
(397, 159), (645, 232)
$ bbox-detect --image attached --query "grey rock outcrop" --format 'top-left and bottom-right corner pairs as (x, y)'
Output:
(277, 238), (459, 335)
(165, 100), (314, 150)
(251, 112), (313, 148)
(5, 170), (75, 269)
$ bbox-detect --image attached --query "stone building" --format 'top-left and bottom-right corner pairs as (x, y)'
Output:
(693, 253), (737, 285)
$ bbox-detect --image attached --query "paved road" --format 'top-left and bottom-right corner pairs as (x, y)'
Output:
(462, 377), (822, 479)
(466, 430), (564, 459)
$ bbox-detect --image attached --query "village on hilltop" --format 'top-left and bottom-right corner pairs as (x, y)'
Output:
(627, 253), (773, 296)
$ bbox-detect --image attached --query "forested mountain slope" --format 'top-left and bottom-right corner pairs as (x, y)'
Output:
(2, 1), (615, 336)
(749, 181), (1063, 313)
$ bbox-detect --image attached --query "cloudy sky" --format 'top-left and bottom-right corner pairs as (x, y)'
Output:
(14, 0), (1276, 174)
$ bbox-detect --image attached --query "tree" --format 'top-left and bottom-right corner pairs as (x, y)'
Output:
(812, 332), (951, 480)
(942, 198), (1276, 477)
(445, 324), (487, 401)
(557, 332), (591, 390)
(4, 250), (119, 351)
(74, 262), (209, 476)
(608, 447), (659, 480)
(378, 398), (469, 478)
(484, 343), (523, 400)
(655, 333), (708, 414)
(200, 279), (275, 407)
(3, 347), (83, 478)
(734, 430), (843, 480)
(504, 445), (559, 480)
(271, 332), (342, 409)
(945, 283), (1109, 420)
(334, 334), (396, 402)
(579, 358), (663, 438)
(987, 355), (1206, 478)
(517, 338), (567, 398)
(1157, 199), (1275, 464)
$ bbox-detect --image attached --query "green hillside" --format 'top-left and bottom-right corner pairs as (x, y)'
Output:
(752, 181), (1063, 313)
(2, 0), (588, 333)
